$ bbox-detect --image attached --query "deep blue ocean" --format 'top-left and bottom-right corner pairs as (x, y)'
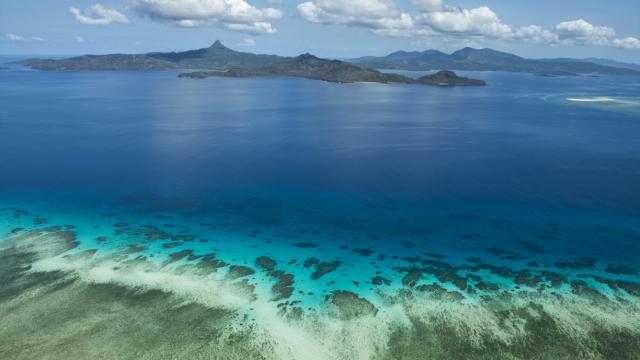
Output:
(1, 60), (640, 306)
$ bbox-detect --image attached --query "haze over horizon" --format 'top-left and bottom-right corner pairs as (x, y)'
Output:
(1, 0), (639, 62)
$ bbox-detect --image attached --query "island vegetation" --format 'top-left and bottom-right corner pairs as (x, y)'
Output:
(178, 54), (486, 86)
(16, 40), (640, 78)
(350, 47), (640, 76)
(19, 41), (283, 71)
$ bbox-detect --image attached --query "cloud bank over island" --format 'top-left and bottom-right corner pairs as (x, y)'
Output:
(2, 0), (638, 56)
(296, 0), (640, 49)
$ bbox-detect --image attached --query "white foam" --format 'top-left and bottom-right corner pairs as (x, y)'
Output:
(566, 96), (640, 106)
(566, 97), (617, 103)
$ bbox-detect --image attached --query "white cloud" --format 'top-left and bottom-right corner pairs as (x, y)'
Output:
(296, 0), (638, 51)
(5, 33), (27, 41)
(237, 37), (256, 46)
(70, 4), (129, 25)
(297, 0), (413, 31)
(76, 36), (86, 43)
(613, 37), (640, 49)
(225, 21), (277, 34)
(417, 6), (512, 38)
(513, 25), (558, 44)
(5, 33), (45, 42)
(554, 19), (615, 45)
(131, 0), (282, 34)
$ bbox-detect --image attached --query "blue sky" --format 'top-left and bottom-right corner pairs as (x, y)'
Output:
(1, 0), (639, 62)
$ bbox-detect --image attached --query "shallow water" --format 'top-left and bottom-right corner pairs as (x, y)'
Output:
(1, 63), (640, 359)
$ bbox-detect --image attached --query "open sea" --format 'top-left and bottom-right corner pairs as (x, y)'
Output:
(1, 59), (640, 359)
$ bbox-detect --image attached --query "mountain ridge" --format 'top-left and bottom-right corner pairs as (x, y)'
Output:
(16, 41), (640, 76)
(350, 48), (640, 76)
(178, 53), (487, 86)
(19, 40), (285, 71)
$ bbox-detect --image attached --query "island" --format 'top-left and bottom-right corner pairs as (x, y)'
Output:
(350, 47), (640, 76)
(19, 41), (284, 71)
(178, 54), (486, 86)
(16, 40), (638, 78)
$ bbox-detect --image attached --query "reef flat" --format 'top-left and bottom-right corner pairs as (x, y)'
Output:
(1, 197), (639, 360)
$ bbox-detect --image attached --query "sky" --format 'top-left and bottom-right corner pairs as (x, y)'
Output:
(1, 0), (639, 62)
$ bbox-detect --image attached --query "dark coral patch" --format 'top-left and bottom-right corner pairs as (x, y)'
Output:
(401, 267), (422, 288)
(617, 281), (640, 297)
(134, 225), (171, 241)
(605, 264), (638, 276)
(485, 247), (513, 256)
(415, 283), (465, 300)
(294, 242), (318, 248)
(541, 271), (566, 288)
(197, 254), (228, 273)
(514, 272), (541, 288)
(372, 276), (391, 286)
(311, 261), (341, 280)
(303, 257), (319, 268)
(556, 257), (596, 270)
(33, 217), (49, 225)
(255, 256), (277, 271)
(353, 248), (374, 257)
(475, 282), (499, 292)
(168, 250), (194, 263)
(470, 264), (515, 279)
(226, 265), (256, 280)
(270, 270), (295, 301)
(162, 242), (183, 249)
(326, 291), (378, 320)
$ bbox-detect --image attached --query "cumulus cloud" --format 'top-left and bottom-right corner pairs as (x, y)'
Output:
(296, 0), (638, 50)
(554, 19), (615, 45)
(70, 4), (129, 25)
(297, 0), (413, 31)
(613, 37), (640, 49)
(298, 0), (640, 49)
(416, 6), (511, 38)
(5, 33), (45, 42)
(513, 25), (558, 44)
(131, 0), (282, 34)
(297, 1), (513, 39)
